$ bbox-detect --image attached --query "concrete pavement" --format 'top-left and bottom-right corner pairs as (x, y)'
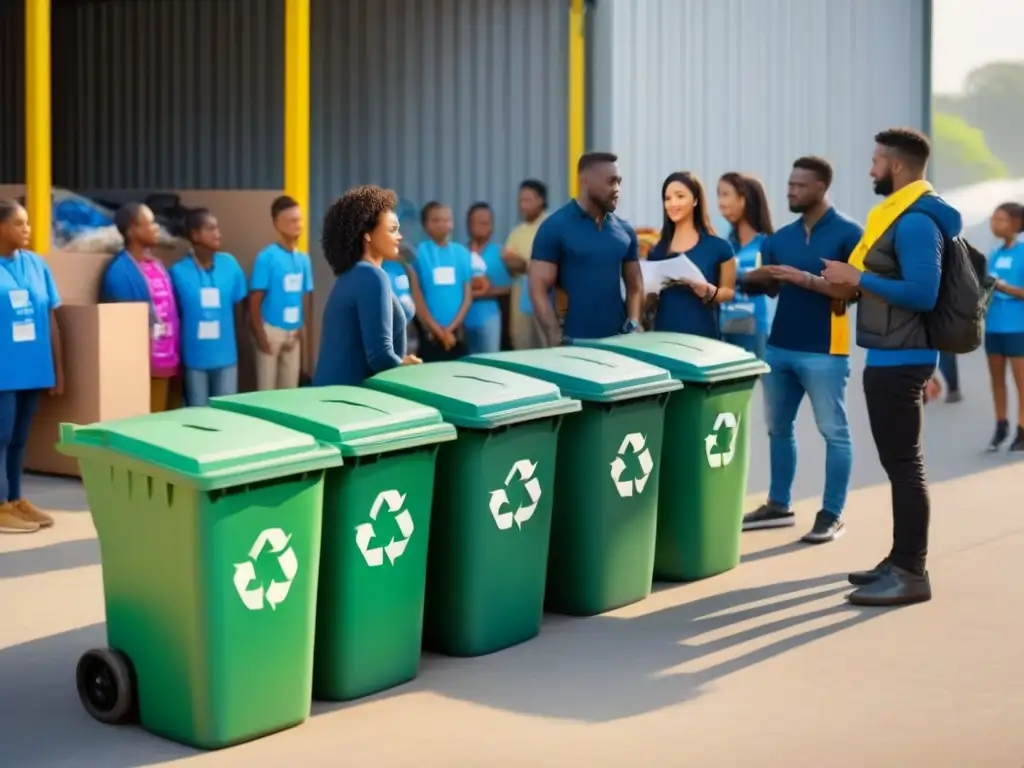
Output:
(2, 346), (1022, 767)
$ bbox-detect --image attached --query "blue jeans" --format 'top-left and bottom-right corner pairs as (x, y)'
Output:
(723, 331), (768, 360)
(465, 314), (502, 355)
(0, 389), (43, 502)
(938, 352), (959, 392)
(185, 365), (239, 407)
(763, 346), (852, 517)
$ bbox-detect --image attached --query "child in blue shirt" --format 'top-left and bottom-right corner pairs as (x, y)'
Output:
(464, 202), (512, 354)
(984, 202), (1024, 451)
(411, 202), (472, 361)
(170, 208), (248, 406)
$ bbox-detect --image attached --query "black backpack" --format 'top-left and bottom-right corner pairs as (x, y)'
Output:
(917, 212), (996, 355)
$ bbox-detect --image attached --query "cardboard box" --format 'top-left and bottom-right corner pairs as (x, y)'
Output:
(26, 303), (150, 477)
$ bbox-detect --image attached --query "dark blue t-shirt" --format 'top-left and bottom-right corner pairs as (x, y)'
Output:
(531, 201), (639, 340)
(313, 261), (407, 386)
(648, 233), (735, 338)
(763, 208), (863, 355)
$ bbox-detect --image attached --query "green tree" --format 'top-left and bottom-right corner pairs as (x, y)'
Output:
(930, 111), (1007, 191)
(957, 61), (1024, 176)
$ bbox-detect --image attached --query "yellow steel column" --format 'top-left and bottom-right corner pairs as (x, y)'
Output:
(284, 0), (311, 253)
(567, 0), (586, 198)
(25, 0), (52, 253)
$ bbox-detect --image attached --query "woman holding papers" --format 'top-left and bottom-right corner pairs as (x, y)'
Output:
(646, 172), (736, 338)
(717, 172), (775, 358)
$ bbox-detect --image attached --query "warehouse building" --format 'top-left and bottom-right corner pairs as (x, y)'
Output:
(3, 0), (930, 251)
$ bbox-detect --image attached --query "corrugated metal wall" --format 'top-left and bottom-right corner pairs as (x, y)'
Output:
(49, 0), (284, 190)
(0, 2), (26, 183)
(590, 0), (930, 227)
(310, 0), (569, 246)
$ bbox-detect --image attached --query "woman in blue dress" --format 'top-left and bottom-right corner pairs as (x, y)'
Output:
(717, 172), (775, 358)
(984, 201), (1024, 451)
(313, 185), (421, 386)
(646, 172), (736, 338)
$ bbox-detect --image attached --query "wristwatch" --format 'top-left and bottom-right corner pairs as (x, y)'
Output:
(622, 319), (642, 334)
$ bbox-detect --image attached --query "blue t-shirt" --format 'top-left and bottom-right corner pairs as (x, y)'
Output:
(250, 243), (314, 331)
(720, 233), (775, 335)
(382, 260), (415, 324)
(649, 234), (735, 339)
(170, 253), (248, 371)
(0, 250), (61, 392)
(466, 242), (512, 329)
(412, 241), (473, 328)
(532, 201), (639, 340)
(764, 208), (863, 355)
(313, 261), (408, 387)
(986, 242), (1024, 334)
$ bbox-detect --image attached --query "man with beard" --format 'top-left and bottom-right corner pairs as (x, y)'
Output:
(822, 127), (961, 606)
(739, 157), (863, 544)
(529, 152), (644, 345)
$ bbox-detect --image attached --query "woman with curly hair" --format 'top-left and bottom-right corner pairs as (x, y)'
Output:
(312, 185), (421, 386)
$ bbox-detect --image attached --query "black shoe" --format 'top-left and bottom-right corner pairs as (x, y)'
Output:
(848, 558), (891, 586)
(945, 390), (963, 404)
(800, 510), (845, 544)
(848, 564), (931, 607)
(988, 420), (1010, 452)
(1009, 427), (1024, 452)
(742, 502), (795, 531)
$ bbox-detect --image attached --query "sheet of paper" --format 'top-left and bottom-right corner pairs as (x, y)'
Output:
(620, 253), (707, 300)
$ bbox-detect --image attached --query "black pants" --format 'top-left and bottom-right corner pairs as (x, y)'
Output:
(863, 365), (935, 575)
(415, 320), (467, 363)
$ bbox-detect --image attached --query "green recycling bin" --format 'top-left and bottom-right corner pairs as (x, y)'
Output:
(576, 332), (770, 582)
(209, 386), (456, 701)
(470, 348), (681, 615)
(366, 361), (581, 656)
(57, 407), (341, 749)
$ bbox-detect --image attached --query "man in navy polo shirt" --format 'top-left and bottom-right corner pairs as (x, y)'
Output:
(740, 156), (863, 544)
(529, 152), (644, 344)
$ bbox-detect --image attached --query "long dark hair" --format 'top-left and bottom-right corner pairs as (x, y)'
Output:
(655, 172), (714, 255)
(719, 172), (774, 240)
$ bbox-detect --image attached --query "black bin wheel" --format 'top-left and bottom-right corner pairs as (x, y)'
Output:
(76, 647), (137, 725)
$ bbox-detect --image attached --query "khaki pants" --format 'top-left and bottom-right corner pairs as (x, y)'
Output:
(509, 282), (547, 350)
(255, 323), (301, 391)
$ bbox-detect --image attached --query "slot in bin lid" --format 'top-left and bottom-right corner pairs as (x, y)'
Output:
(58, 407), (341, 490)
(575, 332), (771, 384)
(365, 361), (581, 429)
(210, 386), (456, 456)
(469, 347), (682, 402)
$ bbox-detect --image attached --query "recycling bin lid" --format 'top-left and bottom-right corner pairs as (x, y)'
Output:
(366, 361), (582, 429)
(57, 407), (341, 491)
(210, 386), (456, 457)
(575, 332), (771, 384)
(469, 348), (682, 403)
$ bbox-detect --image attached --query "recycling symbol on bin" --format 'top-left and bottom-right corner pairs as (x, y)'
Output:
(705, 412), (741, 468)
(355, 489), (415, 567)
(488, 459), (542, 531)
(232, 528), (298, 612)
(610, 432), (655, 498)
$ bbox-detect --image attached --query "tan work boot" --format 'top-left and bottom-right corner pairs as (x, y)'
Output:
(12, 499), (55, 529)
(0, 502), (40, 533)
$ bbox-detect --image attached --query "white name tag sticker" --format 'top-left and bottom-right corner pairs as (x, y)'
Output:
(197, 321), (221, 340)
(8, 289), (29, 310)
(12, 320), (36, 343)
(152, 323), (168, 340)
(200, 287), (221, 309)
(433, 266), (456, 286)
(283, 306), (300, 325)
(995, 256), (1013, 270)
(732, 303), (755, 314)
(394, 275), (410, 290)
(283, 273), (303, 293)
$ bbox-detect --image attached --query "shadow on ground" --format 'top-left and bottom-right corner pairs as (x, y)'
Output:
(0, 538), (101, 580)
(0, 573), (879, 764)
(318, 573), (880, 723)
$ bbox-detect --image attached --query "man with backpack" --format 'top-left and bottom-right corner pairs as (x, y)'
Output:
(822, 127), (967, 607)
